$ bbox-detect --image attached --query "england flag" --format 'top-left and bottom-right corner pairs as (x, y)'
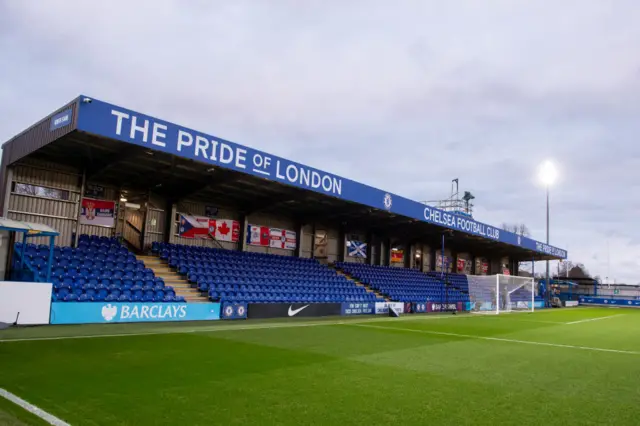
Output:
(347, 240), (367, 258)
(269, 228), (297, 250)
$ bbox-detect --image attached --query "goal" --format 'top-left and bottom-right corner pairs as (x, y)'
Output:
(467, 274), (535, 314)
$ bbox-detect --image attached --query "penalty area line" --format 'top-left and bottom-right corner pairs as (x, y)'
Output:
(0, 388), (70, 426)
(348, 323), (640, 356)
(565, 314), (625, 325)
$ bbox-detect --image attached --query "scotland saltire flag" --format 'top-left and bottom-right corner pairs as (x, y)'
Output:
(347, 240), (367, 258)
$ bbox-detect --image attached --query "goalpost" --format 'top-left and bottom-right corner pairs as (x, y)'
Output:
(467, 274), (536, 314)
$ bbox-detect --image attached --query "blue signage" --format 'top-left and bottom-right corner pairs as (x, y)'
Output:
(50, 302), (221, 324)
(579, 297), (640, 307)
(221, 302), (248, 320)
(341, 302), (375, 315)
(75, 96), (567, 258)
(50, 108), (72, 131)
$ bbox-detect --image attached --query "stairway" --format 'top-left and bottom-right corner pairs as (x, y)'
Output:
(332, 266), (390, 302)
(138, 255), (208, 303)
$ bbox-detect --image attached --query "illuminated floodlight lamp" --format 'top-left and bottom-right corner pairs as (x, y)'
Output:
(539, 160), (558, 186)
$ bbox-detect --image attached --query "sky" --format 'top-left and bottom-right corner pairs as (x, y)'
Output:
(1, 1), (639, 283)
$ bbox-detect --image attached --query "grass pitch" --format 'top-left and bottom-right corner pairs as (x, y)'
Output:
(1, 307), (639, 425)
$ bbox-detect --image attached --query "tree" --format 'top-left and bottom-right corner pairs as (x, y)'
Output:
(501, 223), (531, 237)
(558, 261), (591, 279)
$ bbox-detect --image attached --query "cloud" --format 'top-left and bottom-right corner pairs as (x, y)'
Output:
(1, 0), (639, 282)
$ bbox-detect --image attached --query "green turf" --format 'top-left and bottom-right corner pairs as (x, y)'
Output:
(0, 396), (50, 426)
(1, 307), (639, 425)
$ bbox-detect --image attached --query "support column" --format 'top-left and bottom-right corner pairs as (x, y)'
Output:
(2, 166), (13, 218)
(365, 231), (373, 265)
(73, 169), (86, 247)
(294, 221), (303, 258)
(238, 213), (248, 252)
(338, 224), (346, 263)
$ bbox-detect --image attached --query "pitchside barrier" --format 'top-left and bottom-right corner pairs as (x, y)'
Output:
(221, 302), (248, 320)
(579, 297), (640, 308)
(49, 302), (221, 324)
(247, 303), (342, 319)
(341, 302), (375, 316)
(374, 302), (404, 315)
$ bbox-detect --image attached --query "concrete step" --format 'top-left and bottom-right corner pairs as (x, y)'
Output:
(140, 254), (210, 303)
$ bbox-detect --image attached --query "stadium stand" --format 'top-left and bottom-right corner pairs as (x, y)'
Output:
(13, 235), (184, 303)
(336, 262), (470, 303)
(153, 242), (384, 304)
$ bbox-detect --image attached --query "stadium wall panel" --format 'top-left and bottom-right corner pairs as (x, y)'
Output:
(7, 159), (83, 246)
(311, 223), (340, 262)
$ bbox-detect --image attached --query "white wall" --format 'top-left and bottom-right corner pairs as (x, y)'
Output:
(0, 281), (52, 325)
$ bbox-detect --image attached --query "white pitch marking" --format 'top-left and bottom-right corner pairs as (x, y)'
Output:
(565, 314), (626, 325)
(0, 313), (479, 343)
(349, 323), (640, 356)
(0, 388), (71, 426)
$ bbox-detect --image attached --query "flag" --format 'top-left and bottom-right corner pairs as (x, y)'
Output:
(80, 198), (116, 227)
(269, 228), (297, 250)
(482, 262), (489, 274)
(346, 240), (367, 258)
(213, 219), (240, 242)
(457, 258), (466, 272)
(179, 214), (209, 239)
(247, 225), (270, 246)
(391, 249), (404, 263)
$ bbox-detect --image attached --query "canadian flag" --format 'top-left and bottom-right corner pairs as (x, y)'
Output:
(210, 219), (239, 242)
(269, 228), (297, 250)
(247, 224), (270, 246)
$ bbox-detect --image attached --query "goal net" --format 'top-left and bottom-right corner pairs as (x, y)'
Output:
(467, 274), (535, 314)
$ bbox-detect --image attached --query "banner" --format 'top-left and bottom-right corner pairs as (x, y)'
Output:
(269, 228), (297, 250)
(341, 302), (375, 315)
(426, 302), (463, 312)
(247, 225), (270, 246)
(247, 303), (341, 319)
(457, 258), (466, 272)
(50, 302), (221, 324)
(374, 302), (404, 315)
(579, 297), (640, 307)
(221, 302), (248, 319)
(346, 240), (367, 258)
(179, 214), (211, 239)
(211, 219), (240, 242)
(412, 302), (427, 313)
(391, 249), (403, 263)
(179, 214), (240, 242)
(436, 255), (451, 269)
(80, 198), (115, 227)
(482, 262), (489, 274)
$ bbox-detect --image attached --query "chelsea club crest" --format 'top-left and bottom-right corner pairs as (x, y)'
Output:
(383, 193), (392, 210)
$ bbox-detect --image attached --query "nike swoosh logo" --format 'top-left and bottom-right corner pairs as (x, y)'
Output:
(288, 305), (310, 316)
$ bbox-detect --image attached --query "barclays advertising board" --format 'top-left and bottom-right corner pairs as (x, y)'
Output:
(74, 96), (567, 259)
(50, 302), (221, 324)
